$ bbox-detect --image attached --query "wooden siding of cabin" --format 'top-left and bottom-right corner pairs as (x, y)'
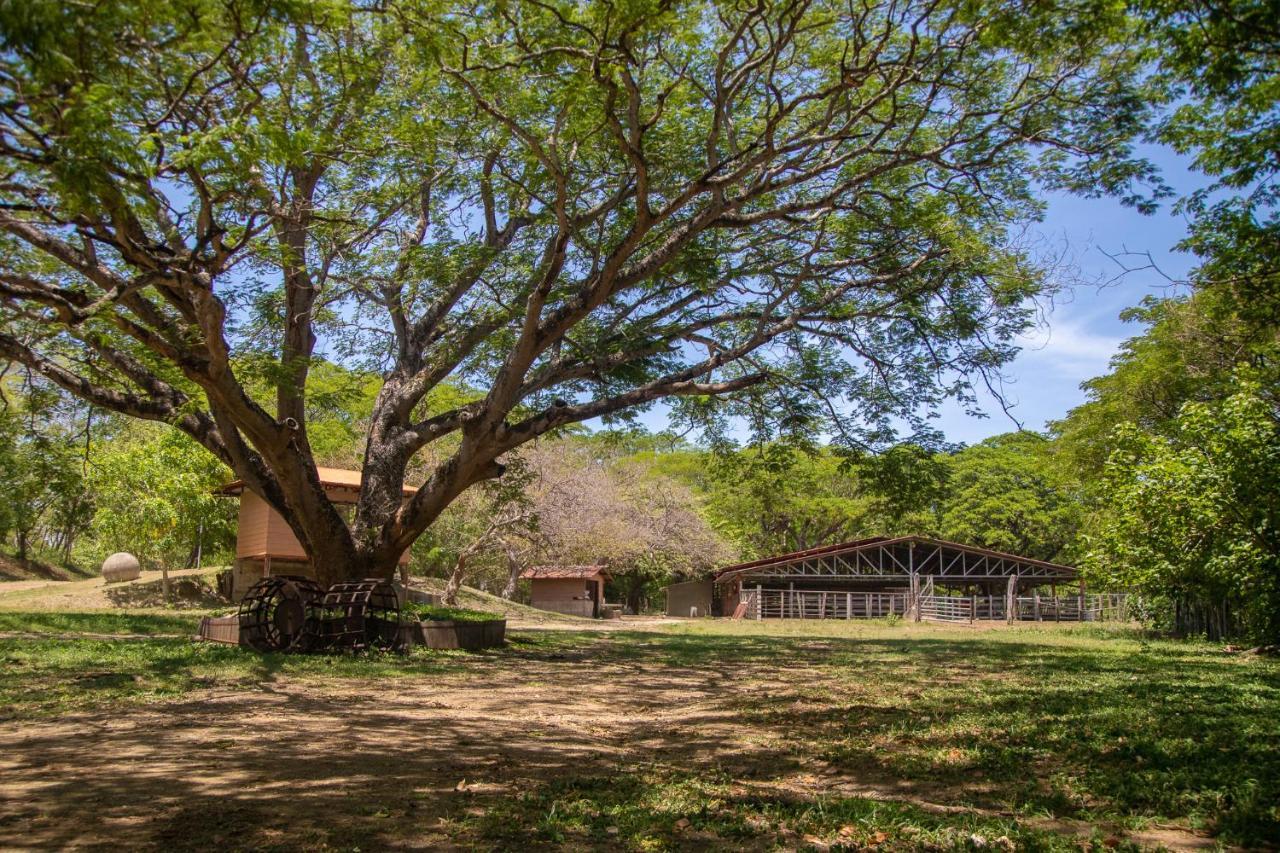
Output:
(234, 488), (409, 565)
(529, 577), (599, 618)
(234, 490), (277, 559)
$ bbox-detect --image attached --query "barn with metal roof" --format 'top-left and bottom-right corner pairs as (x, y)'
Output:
(668, 535), (1114, 623)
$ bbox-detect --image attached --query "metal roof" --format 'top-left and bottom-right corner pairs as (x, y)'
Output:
(715, 535), (1077, 583)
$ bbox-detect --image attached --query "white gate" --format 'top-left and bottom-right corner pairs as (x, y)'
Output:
(918, 594), (973, 623)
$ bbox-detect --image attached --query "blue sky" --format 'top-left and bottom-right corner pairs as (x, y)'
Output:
(930, 145), (1207, 443)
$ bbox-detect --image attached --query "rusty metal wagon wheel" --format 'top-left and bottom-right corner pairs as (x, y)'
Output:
(237, 575), (325, 652)
(304, 579), (402, 653)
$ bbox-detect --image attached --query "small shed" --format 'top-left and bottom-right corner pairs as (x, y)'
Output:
(665, 579), (715, 617)
(214, 467), (415, 599)
(520, 565), (610, 618)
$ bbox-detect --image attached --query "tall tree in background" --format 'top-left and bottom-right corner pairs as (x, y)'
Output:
(1143, 0), (1280, 330)
(702, 444), (875, 555)
(0, 0), (1155, 583)
(1050, 0), (1279, 638)
(938, 432), (1080, 563)
(527, 441), (729, 612)
(87, 422), (237, 569)
(0, 377), (93, 563)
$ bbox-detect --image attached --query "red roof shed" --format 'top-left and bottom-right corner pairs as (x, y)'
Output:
(520, 565), (610, 618)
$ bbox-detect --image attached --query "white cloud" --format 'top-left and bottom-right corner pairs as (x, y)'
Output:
(1013, 318), (1123, 380)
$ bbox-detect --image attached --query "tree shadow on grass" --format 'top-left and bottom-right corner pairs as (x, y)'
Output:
(0, 626), (1274, 848)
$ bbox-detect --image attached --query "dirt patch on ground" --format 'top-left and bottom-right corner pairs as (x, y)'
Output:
(0, 629), (1220, 851)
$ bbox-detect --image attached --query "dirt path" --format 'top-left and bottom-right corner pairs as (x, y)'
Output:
(0, 631), (1220, 851)
(0, 637), (735, 850)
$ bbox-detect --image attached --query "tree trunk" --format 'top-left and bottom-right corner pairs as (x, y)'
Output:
(442, 554), (467, 606)
(501, 552), (521, 600)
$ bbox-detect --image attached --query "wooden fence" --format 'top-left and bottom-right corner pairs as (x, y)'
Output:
(746, 587), (1131, 623)
(752, 589), (910, 619)
(1011, 593), (1129, 622)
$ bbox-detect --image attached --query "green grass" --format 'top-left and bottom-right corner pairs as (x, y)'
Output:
(1, 614), (1276, 847)
(597, 622), (1280, 846)
(0, 609), (206, 635)
(467, 769), (1145, 851)
(0, 633), (508, 721)
(404, 602), (503, 622)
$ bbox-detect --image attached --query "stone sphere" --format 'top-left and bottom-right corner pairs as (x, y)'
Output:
(101, 552), (141, 583)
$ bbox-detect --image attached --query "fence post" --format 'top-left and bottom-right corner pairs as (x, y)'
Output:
(1034, 591), (1041, 621)
(970, 594), (976, 623)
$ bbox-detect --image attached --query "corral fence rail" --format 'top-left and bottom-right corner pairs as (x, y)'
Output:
(748, 589), (1131, 623)
(753, 589), (910, 620)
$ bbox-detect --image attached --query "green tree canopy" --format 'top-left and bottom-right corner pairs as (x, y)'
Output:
(0, 0), (1157, 581)
(1085, 379), (1280, 642)
(938, 432), (1080, 563)
(87, 421), (237, 569)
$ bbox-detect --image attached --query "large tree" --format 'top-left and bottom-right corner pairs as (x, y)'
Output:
(0, 0), (1153, 583)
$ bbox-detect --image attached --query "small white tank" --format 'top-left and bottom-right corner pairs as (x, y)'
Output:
(101, 552), (141, 583)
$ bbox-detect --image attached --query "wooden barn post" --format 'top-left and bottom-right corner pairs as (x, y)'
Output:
(909, 540), (922, 622)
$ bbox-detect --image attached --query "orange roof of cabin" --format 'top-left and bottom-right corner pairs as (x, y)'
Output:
(521, 565), (610, 580)
(214, 466), (418, 497)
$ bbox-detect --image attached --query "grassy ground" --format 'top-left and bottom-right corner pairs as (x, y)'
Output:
(412, 579), (594, 623)
(0, 565), (229, 610)
(0, 548), (96, 582)
(0, 614), (1276, 850)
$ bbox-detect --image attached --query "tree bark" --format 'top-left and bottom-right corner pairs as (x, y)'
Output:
(501, 551), (521, 600)
(442, 554), (467, 606)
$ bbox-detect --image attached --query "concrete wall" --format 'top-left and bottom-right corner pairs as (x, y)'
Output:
(530, 577), (598, 617)
(665, 579), (714, 617)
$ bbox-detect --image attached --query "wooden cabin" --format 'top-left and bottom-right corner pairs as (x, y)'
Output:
(520, 565), (610, 618)
(214, 467), (415, 599)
